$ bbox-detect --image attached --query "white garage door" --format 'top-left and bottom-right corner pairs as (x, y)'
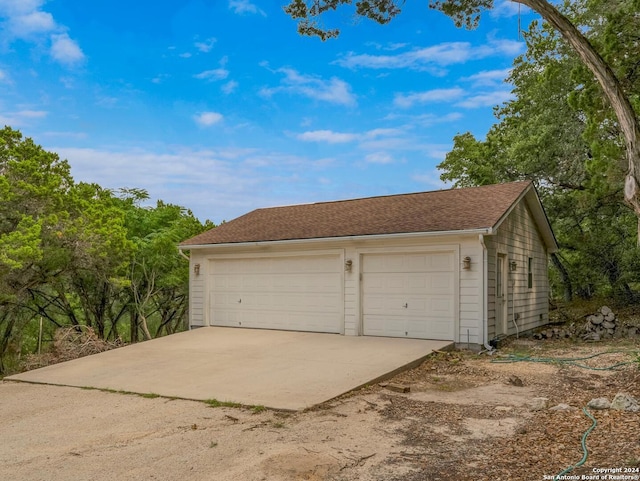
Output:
(362, 252), (455, 340)
(208, 254), (342, 333)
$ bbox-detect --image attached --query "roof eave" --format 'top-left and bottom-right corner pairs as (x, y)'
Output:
(178, 227), (493, 250)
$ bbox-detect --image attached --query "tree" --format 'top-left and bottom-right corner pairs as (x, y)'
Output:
(284, 0), (640, 218)
(438, 3), (640, 301)
(0, 127), (214, 373)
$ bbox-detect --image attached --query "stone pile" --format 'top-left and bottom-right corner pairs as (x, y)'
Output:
(532, 327), (572, 340)
(582, 306), (638, 340)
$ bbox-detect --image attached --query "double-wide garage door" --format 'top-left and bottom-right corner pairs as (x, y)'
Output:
(208, 251), (455, 340)
(362, 252), (455, 340)
(209, 254), (342, 333)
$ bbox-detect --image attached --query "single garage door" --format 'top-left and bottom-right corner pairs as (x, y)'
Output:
(209, 254), (342, 333)
(362, 252), (455, 340)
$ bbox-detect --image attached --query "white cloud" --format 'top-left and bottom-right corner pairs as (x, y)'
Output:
(16, 109), (47, 118)
(491, 0), (530, 18)
(335, 38), (524, 72)
(221, 80), (238, 94)
(195, 37), (216, 53)
(0, 1), (85, 67)
(151, 73), (170, 84)
(461, 68), (512, 87)
(365, 152), (394, 164)
(260, 67), (356, 107)
(194, 111), (224, 126)
(9, 10), (55, 36)
(179, 52), (192, 58)
(50, 33), (85, 65)
(455, 89), (513, 108)
(297, 130), (358, 144)
(0, 109), (47, 126)
(412, 171), (451, 189)
(296, 127), (403, 145)
(52, 145), (263, 222)
(228, 0), (266, 16)
(0, 68), (8, 83)
(194, 68), (229, 81)
(394, 88), (465, 108)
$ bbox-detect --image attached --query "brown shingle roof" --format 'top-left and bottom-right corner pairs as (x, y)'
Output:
(180, 181), (533, 246)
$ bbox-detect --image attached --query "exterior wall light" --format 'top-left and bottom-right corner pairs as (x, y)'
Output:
(510, 261), (517, 272)
(344, 259), (353, 272)
(194, 263), (200, 275)
(463, 256), (471, 270)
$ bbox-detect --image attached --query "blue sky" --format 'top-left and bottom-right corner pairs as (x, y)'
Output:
(0, 0), (535, 223)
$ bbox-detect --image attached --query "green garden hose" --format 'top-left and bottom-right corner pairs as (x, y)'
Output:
(554, 407), (598, 480)
(492, 350), (639, 371)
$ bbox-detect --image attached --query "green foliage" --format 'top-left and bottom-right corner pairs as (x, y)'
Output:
(438, 0), (640, 301)
(283, 0), (494, 39)
(0, 127), (213, 374)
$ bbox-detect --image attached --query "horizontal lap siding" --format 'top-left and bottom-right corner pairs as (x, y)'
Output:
(187, 235), (484, 344)
(459, 242), (482, 345)
(189, 252), (206, 327)
(486, 201), (550, 338)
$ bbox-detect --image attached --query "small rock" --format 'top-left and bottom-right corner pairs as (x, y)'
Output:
(611, 393), (640, 412)
(385, 383), (411, 393)
(600, 306), (612, 316)
(602, 321), (616, 330)
(590, 313), (604, 325)
(587, 397), (611, 410)
(507, 375), (524, 387)
(628, 327), (638, 339)
(495, 406), (513, 411)
(527, 397), (549, 411)
(550, 403), (575, 411)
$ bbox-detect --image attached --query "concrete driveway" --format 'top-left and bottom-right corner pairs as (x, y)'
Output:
(7, 327), (452, 410)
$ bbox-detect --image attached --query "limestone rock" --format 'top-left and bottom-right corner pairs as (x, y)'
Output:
(589, 313), (604, 325)
(587, 397), (611, 410)
(550, 403), (575, 411)
(611, 393), (640, 412)
(527, 397), (549, 411)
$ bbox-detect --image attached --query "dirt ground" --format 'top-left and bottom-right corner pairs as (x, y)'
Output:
(2, 339), (640, 481)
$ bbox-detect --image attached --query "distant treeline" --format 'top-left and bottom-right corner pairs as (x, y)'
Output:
(0, 126), (213, 374)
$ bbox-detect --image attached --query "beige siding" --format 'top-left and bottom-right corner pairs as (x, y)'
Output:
(485, 200), (550, 339)
(187, 234), (485, 344)
(189, 251), (207, 327)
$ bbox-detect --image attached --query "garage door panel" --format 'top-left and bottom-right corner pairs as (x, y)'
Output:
(209, 255), (342, 333)
(362, 252), (455, 341)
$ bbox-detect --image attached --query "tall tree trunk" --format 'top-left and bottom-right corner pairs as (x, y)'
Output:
(130, 309), (138, 343)
(515, 0), (640, 216)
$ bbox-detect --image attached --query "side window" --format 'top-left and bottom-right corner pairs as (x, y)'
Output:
(528, 257), (533, 289)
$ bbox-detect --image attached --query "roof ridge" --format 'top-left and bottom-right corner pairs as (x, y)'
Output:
(306, 180), (531, 207)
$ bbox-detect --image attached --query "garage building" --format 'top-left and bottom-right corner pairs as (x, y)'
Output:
(179, 181), (557, 348)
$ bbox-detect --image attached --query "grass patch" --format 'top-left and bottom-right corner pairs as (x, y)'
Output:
(204, 398), (243, 409)
(251, 405), (266, 414)
(79, 386), (163, 399)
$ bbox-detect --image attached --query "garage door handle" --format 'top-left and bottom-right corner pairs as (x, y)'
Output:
(403, 303), (408, 308)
